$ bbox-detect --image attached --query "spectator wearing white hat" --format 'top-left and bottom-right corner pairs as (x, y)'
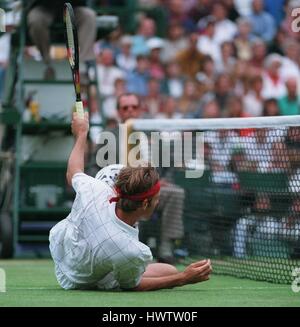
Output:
(147, 37), (165, 80)
(116, 35), (137, 73)
(262, 54), (287, 100)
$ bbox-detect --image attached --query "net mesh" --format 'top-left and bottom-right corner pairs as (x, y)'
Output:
(131, 119), (300, 284)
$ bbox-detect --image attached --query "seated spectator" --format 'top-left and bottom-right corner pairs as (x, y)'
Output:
(234, 17), (254, 61)
(143, 78), (164, 118)
(161, 61), (184, 99)
(188, 0), (214, 25)
(196, 55), (216, 95)
(280, 39), (300, 81)
(126, 55), (150, 97)
(281, 198), (300, 259)
(177, 79), (202, 118)
(196, 16), (221, 63)
(264, 0), (285, 27)
(278, 78), (300, 116)
(248, 0), (276, 43)
(156, 96), (182, 119)
(27, 0), (96, 79)
(262, 54), (286, 99)
(211, 1), (237, 46)
(146, 37), (165, 80)
(215, 41), (236, 74)
(101, 77), (127, 121)
(201, 98), (221, 119)
(96, 48), (124, 98)
(249, 38), (267, 75)
(175, 32), (205, 78)
(165, 0), (196, 32)
(116, 35), (137, 73)
(233, 194), (280, 259)
(224, 95), (248, 118)
(214, 73), (233, 112)
(131, 16), (157, 56)
(263, 98), (280, 116)
(223, 0), (240, 22)
(243, 75), (264, 117)
(161, 22), (189, 64)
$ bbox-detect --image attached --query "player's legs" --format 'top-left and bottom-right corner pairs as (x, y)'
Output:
(74, 7), (97, 62)
(142, 263), (178, 278)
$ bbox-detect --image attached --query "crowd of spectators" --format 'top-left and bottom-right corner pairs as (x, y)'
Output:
(93, 0), (300, 123)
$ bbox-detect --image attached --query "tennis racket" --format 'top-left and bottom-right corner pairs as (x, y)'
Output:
(63, 2), (84, 118)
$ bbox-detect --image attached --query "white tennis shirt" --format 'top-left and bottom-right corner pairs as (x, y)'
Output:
(49, 165), (153, 290)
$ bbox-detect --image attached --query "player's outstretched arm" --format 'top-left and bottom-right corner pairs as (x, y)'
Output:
(133, 260), (212, 292)
(66, 112), (89, 185)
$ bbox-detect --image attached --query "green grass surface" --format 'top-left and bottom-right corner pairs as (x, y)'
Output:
(0, 260), (299, 307)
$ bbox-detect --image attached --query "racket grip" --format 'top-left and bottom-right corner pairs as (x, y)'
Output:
(75, 101), (84, 118)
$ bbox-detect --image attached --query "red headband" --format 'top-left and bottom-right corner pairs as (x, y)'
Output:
(109, 181), (161, 203)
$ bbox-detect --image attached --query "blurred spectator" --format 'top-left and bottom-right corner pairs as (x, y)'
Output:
(215, 41), (237, 74)
(282, 198), (300, 258)
(126, 55), (150, 97)
(189, 0), (214, 24)
(233, 194), (279, 258)
(278, 77), (300, 116)
(224, 95), (248, 118)
(156, 96), (182, 119)
(202, 98), (221, 118)
(102, 77), (127, 121)
(234, 0), (253, 16)
(280, 39), (300, 81)
(234, 17), (254, 61)
(161, 61), (184, 98)
(96, 48), (124, 97)
(177, 79), (201, 118)
(165, 0), (196, 32)
(243, 75), (264, 117)
(263, 98), (280, 116)
(196, 16), (221, 63)
(175, 32), (205, 78)
(146, 37), (165, 80)
(131, 16), (157, 56)
(268, 28), (286, 55)
(264, 0), (286, 27)
(214, 73), (233, 111)
(223, 0), (240, 22)
(262, 54), (286, 99)
(211, 1), (237, 46)
(143, 78), (164, 118)
(248, 0), (276, 43)
(249, 38), (267, 75)
(161, 22), (189, 63)
(196, 55), (216, 94)
(27, 0), (96, 79)
(116, 35), (136, 73)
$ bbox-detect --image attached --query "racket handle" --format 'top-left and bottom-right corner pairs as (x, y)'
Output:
(75, 101), (84, 118)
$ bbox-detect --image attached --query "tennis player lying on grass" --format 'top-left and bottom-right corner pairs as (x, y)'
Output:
(49, 112), (212, 291)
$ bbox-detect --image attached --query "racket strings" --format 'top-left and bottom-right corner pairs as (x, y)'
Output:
(65, 11), (75, 68)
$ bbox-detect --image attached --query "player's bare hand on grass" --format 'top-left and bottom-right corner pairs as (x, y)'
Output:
(71, 112), (89, 138)
(183, 259), (212, 284)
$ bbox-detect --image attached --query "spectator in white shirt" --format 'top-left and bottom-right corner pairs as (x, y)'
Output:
(96, 48), (124, 98)
(116, 35), (137, 73)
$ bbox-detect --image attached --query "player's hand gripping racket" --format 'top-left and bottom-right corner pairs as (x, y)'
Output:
(64, 2), (84, 118)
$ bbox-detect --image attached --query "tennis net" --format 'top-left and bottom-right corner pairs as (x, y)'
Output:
(130, 116), (300, 284)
